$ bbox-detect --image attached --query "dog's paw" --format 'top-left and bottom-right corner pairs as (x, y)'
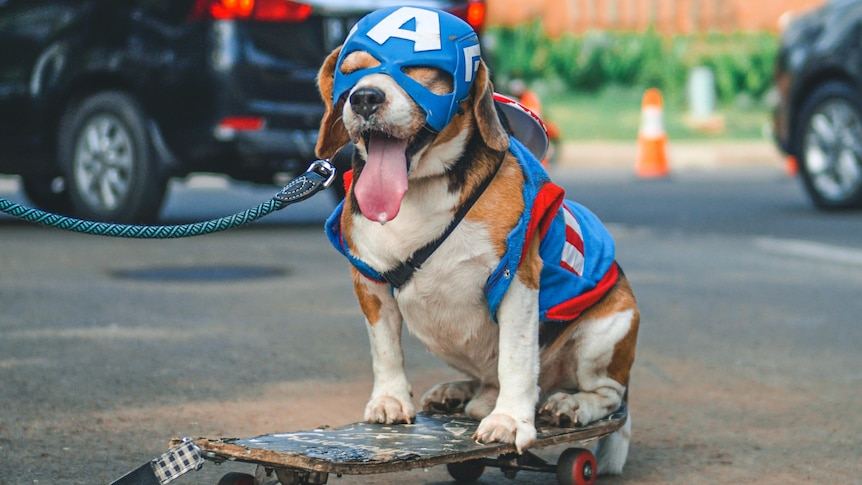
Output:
(421, 380), (478, 413)
(539, 392), (600, 427)
(473, 413), (537, 454)
(365, 395), (415, 424)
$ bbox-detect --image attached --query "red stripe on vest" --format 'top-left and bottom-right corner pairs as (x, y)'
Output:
(564, 224), (584, 254)
(520, 182), (565, 263)
(560, 204), (585, 275)
(544, 262), (620, 321)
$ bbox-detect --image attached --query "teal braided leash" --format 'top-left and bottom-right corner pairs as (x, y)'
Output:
(0, 197), (285, 238)
(0, 160), (337, 239)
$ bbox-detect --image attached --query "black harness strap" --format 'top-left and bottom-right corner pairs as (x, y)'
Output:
(380, 151), (505, 288)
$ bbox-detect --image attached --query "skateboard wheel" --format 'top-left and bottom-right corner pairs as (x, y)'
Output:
(447, 459), (485, 482)
(556, 448), (597, 485)
(217, 471), (256, 485)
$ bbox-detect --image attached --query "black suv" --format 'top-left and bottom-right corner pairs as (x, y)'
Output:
(772, 0), (862, 210)
(0, 0), (486, 222)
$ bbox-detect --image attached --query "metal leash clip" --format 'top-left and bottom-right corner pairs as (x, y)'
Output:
(273, 159), (338, 205)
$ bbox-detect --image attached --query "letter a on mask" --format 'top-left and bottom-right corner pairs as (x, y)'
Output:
(366, 7), (442, 52)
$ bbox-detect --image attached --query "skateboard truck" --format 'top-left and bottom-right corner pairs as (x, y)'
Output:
(240, 449), (595, 485)
(274, 466), (329, 485)
(220, 448), (598, 485)
(447, 448), (597, 484)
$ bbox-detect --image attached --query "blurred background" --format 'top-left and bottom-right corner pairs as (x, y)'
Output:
(483, 0), (807, 141)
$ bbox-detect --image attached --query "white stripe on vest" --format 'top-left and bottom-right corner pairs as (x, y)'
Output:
(560, 204), (585, 276)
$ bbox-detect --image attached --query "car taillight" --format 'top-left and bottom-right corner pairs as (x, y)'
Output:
(255, 0), (312, 21)
(449, 1), (486, 33)
(191, 0), (312, 22)
(466, 1), (486, 31)
(215, 116), (265, 140)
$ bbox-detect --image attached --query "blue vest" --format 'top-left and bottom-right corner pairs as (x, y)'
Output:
(325, 137), (618, 323)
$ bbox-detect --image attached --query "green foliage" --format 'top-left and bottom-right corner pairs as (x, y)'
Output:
(543, 86), (770, 141)
(484, 24), (779, 104)
(488, 20), (549, 82)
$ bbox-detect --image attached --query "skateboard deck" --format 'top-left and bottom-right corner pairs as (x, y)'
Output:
(185, 402), (627, 476)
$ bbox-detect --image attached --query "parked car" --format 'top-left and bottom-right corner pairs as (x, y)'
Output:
(0, 0), (486, 222)
(772, 0), (862, 210)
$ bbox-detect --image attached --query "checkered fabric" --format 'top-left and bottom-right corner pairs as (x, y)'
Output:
(151, 441), (203, 484)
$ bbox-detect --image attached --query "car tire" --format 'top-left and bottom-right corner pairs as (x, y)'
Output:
(20, 174), (72, 214)
(794, 81), (862, 210)
(58, 91), (167, 223)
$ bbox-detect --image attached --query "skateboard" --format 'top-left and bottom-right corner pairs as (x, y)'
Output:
(178, 402), (627, 485)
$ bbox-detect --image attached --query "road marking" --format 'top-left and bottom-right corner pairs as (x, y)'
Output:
(5, 325), (210, 341)
(0, 358), (50, 369)
(755, 237), (862, 266)
(177, 174), (231, 189)
(0, 176), (19, 193)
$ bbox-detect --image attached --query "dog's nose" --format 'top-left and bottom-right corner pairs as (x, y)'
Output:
(350, 88), (386, 119)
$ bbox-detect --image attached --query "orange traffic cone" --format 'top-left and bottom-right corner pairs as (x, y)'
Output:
(636, 88), (670, 178)
(785, 155), (799, 177)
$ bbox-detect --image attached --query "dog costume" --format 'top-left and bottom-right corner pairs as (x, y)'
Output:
(324, 5), (618, 323)
(326, 136), (619, 323)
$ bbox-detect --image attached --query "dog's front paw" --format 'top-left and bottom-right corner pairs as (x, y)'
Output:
(421, 380), (478, 413)
(473, 413), (537, 454)
(365, 395), (415, 424)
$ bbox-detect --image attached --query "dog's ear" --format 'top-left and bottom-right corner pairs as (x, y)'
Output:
(316, 46), (350, 160)
(472, 60), (509, 153)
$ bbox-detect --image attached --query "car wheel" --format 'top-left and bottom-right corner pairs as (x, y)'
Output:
(794, 81), (862, 210)
(20, 174), (72, 214)
(58, 91), (167, 223)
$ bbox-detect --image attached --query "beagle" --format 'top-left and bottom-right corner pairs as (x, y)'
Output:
(316, 6), (639, 474)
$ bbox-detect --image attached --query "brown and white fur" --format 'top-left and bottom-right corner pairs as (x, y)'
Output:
(315, 47), (640, 474)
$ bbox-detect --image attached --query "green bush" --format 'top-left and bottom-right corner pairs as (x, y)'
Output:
(484, 23), (779, 105)
(489, 20), (548, 82)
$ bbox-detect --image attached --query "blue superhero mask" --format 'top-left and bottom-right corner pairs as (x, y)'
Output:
(332, 6), (482, 132)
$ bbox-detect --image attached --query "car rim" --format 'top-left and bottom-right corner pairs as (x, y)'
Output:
(804, 99), (862, 202)
(73, 113), (134, 212)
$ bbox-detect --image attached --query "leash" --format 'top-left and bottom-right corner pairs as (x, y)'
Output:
(0, 160), (336, 485)
(0, 160), (337, 238)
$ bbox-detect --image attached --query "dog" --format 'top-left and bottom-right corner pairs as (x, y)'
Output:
(315, 6), (640, 474)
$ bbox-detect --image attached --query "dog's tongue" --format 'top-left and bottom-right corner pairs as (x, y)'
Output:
(354, 135), (409, 224)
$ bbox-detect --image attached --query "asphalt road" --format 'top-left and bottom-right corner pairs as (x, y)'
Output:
(0, 165), (860, 484)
